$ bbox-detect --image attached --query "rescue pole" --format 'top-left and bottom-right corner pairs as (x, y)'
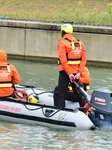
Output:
(73, 81), (91, 102)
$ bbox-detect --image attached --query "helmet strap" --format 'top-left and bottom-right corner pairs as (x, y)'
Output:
(61, 30), (67, 37)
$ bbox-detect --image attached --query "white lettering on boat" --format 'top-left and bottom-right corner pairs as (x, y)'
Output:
(0, 104), (21, 112)
(95, 97), (105, 102)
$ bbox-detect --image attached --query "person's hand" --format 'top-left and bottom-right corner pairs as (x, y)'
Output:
(74, 73), (81, 79)
(69, 74), (75, 82)
(69, 73), (81, 82)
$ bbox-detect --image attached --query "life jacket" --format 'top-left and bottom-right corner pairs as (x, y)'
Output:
(58, 38), (83, 65)
(14, 89), (39, 103)
(14, 89), (30, 101)
(0, 65), (13, 88)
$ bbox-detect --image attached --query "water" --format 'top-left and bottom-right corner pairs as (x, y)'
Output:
(0, 59), (112, 150)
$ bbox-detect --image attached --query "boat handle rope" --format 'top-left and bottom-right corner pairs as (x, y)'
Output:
(29, 90), (53, 97)
(21, 102), (44, 111)
(5, 97), (44, 111)
(16, 84), (53, 96)
(22, 102), (62, 117)
(42, 107), (62, 118)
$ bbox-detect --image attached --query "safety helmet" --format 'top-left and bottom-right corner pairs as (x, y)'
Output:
(61, 24), (73, 33)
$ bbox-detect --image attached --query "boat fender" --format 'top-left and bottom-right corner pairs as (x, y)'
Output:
(29, 95), (39, 103)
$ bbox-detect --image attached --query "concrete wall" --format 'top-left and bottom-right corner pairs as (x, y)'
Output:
(0, 19), (112, 64)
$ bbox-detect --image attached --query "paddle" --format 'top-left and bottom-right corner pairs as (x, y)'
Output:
(73, 81), (91, 102)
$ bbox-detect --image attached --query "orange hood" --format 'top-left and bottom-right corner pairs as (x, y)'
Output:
(0, 50), (8, 62)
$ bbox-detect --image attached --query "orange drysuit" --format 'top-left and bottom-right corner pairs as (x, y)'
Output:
(68, 67), (90, 92)
(80, 67), (90, 90)
(58, 33), (87, 75)
(0, 50), (21, 97)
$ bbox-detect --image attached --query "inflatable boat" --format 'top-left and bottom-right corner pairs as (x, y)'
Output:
(0, 84), (95, 130)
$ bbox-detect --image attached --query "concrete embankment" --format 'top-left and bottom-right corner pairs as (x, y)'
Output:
(0, 19), (112, 67)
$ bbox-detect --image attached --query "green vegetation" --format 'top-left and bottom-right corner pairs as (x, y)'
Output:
(0, 0), (112, 25)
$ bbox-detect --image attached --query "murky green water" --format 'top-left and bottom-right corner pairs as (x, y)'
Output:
(0, 59), (112, 150)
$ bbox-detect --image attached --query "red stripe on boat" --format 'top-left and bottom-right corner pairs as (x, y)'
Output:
(93, 102), (107, 105)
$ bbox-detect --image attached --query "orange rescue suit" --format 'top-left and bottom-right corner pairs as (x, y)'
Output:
(80, 67), (91, 90)
(0, 50), (21, 97)
(58, 34), (87, 75)
(68, 67), (91, 91)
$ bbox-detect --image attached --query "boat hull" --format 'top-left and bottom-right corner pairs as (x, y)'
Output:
(0, 98), (95, 130)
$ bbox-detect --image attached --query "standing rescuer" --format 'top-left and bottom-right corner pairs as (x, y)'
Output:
(0, 50), (21, 97)
(54, 24), (87, 108)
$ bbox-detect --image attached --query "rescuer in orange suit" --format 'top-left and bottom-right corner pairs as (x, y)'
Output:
(0, 50), (21, 97)
(54, 23), (87, 108)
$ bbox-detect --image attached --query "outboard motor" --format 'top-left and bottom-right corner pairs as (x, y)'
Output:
(89, 89), (112, 128)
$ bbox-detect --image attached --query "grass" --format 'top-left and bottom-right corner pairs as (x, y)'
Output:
(0, 0), (112, 24)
